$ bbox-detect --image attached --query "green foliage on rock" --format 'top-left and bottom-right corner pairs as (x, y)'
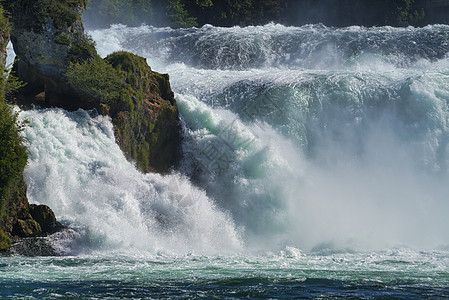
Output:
(0, 229), (10, 250)
(0, 4), (35, 250)
(3, 0), (87, 32)
(0, 5), (9, 51)
(29, 204), (61, 234)
(68, 34), (97, 63)
(104, 51), (180, 173)
(55, 33), (72, 46)
(48, 0), (87, 30)
(65, 50), (180, 173)
(65, 54), (122, 103)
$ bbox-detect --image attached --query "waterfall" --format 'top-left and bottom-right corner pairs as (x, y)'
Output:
(15, 23), (449, 253)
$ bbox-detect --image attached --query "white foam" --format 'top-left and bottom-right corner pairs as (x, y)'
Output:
(20, 108), (242, 255)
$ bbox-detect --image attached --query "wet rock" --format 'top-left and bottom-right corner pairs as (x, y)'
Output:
(29, 204), (64, 234)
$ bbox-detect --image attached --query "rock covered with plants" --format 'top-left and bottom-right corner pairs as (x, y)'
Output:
(66, 51), (181, 173)
(3, 0), (96, 108)
(0, 4), (62, 253)
(4, 0), (181, 174)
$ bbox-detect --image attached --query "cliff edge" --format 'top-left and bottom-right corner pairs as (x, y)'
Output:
(5, 0), (181, 174)
(0, 4), (62, 253)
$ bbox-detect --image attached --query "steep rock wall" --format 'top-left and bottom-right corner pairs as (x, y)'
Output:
(5, 0), (181, 174)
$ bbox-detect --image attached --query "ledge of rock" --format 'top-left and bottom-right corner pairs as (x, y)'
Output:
(5, 0), (181, 174)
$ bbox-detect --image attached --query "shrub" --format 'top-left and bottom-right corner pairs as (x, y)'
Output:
(0, 229), (11, 250)
(0, 61), (27, 204)
(0, 6), (9, 50)
(166, 0), (198, 28)
(68, 34), (97, 63)
(65, 55), (122, 104)
(55, 33), (71, 46)
(0, 99), (28, 199)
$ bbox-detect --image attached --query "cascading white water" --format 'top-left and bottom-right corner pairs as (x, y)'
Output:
(19, 108), (242, 255)
(14, 23), (449, 254)
(4, 23), (449, 299)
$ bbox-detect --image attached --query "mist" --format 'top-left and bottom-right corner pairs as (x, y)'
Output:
(76, 11), (449, 254)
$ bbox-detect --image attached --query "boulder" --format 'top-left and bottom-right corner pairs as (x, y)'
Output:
(5, 1), (182, 174)
(4, 0), (96, 108)
(12, 218), (42, 238)
(29, 204), (63, 234)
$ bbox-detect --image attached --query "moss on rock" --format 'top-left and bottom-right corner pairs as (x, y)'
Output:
(29, 204), (62, 234)
(0, 229), (10, 250)
(55, 33), (71, 46)
(3, 0), (87, 33)
(4, 0), (96, 108)
(0, 4), (63, 253)
(65, 50), (181, 173)
(105, 51), (181, 174)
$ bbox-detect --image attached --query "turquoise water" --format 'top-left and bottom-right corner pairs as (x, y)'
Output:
(5, 24), (449, 297)
(2, 249), (449, 298)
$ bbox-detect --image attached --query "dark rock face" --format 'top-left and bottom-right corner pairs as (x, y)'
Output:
(6, 1), (182, 175)
(29, 204), (63, 234)
(4, 0), (95, 108)
(12, 219), (42, 237)
(3, 176), (62, 239)
(0, 2), (65, 254)
(9, 236), (60, 257)
(105, 52), (181, 173)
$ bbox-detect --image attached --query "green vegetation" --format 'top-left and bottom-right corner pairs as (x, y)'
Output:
(65, 54), (122, 103)
(67, 34), (97, 62)
(0, 3), (34, 250)
(84, 0), (436, 28)
(384, 0), (425, 26)
(104, 51), (179, 173)
(47, 0), (87, 30)
(0, 229), (10, 250)
(0, 5), (9, 50)
(0, 67), (28, 233)
(55, 33), (72, 46)
(3, 0), (87, 32)
(0, 47), (27, 250)
(0, 95), (27, 199)
(65, 50), (179, 173)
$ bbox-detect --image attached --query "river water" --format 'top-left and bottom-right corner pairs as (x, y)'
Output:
(1, 23), (449, 298)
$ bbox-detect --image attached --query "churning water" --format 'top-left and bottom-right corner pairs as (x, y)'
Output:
(2, 23), (449, 298)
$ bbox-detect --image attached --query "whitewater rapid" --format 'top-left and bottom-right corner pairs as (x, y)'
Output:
(20, 108), (242, 255)
(16, 23), (449, 254)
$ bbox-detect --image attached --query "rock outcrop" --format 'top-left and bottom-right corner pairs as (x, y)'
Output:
(0, 3), (63, 252)
(1, 0), (181, 254)
(4, 0), (96, 109)
(6, 0), (181, 174)
(104, 52), (181, 173)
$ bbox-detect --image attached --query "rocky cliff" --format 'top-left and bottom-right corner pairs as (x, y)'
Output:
(104, 52), (180, 173)
(5, 0), (181, 174)
(4, 0), (92, 107)
(0, 4), (62, 253)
